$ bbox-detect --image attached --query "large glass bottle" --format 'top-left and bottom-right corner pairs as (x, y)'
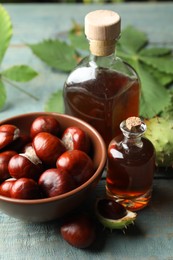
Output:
(63, 10), (140, 146)
(106, 117), (155, 211)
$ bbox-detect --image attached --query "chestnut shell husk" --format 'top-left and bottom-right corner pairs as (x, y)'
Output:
(95, 198), (137, 229)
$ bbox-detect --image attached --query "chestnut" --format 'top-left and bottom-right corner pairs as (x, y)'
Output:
(38, 168), (76, 198)
(8, 153), (43, 181)
(60, 214), (96, 248)
(0, 124), (20, 149)
(96, 198), (127, 220)
(30, 115), (61, 139)
(56, 150), (95, 185)
(62, 126), (91, 154)
(4, 134), (31, 153)
(0, 178), (16, 197)
(10, 177), (41, 199)
(95, 198), (137, 229)
(0, 150), (17, 181)
(33, 132), (66, 167)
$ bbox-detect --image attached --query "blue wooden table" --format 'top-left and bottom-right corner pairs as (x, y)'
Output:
(1, 3), (173, 260)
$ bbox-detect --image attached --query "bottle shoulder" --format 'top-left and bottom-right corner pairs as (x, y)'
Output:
(65, 55), (139, 85)
(108, 137), (155, 161)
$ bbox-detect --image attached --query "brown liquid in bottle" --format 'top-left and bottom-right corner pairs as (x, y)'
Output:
(106, 136), (155, 211)
(64, 68), (140, 146)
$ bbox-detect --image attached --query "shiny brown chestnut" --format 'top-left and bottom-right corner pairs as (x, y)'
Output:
(56, 150), (95, 185)
(33, 132), (66, 167)
(38, 168), (76, 198)
(62, 126), (91, 154)
(0, 178), (16, 197)
(3, 134), (31, 153)
(10, 177), (41, 199)
(30, 115), (61, 139)
(60, 213), (96, 248)
(8, 153), (43, 181)
(0, 124), (20, 149)
(0, 150), (17, 181)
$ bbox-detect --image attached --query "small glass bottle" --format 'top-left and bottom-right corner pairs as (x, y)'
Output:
(63, 10), (140, 147)
(106, 117), (155, 211)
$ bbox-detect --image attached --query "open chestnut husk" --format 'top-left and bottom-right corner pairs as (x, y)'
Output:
(95, 198), (137, 229)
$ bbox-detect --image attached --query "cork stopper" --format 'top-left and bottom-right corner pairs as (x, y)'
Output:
(85, 10), (121, 56)
(121, 117), (147, 135)
(85, 10), (121, 41)
(126, 117), (142, 132)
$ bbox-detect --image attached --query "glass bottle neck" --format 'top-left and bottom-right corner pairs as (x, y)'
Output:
(89, 52), (116, 68)
(122, 135), (143, 150)
(120, 118), (146, 151)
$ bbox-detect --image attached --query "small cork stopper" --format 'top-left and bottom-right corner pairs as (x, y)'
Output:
(85, 10), (121, 41)
(125, 117), (142, 132)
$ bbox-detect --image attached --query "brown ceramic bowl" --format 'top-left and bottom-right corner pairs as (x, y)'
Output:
(0, 112), (106, 222)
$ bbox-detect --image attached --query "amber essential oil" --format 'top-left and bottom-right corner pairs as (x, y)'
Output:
(106, 117), (155, 211)
(64, 68), (140, 147)
(63, 10), (140, 147)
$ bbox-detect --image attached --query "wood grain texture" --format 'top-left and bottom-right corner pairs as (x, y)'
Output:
(0, 3), (173, 259)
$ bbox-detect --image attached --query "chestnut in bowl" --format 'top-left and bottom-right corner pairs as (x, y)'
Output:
(0, 112), (106, 222)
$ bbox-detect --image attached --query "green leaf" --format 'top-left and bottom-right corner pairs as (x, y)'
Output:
(28, 40), (77, 72)
(68, 21), (88, 52)
(116, 26), (173, 118)
(1, 65), (38, 82)
(136, 63), (170, 118)
(149, 67), (173, 86)
(161, 90), (173, 120)
(140, 47), (172, 57)
(118, 26), (148, 54)
(122, 58), (170, 118)
(117, 49), (173, 86)
(26, 24), (173, 119)
(140, 56), (173, 74)
(0, 5), (12, 64)
(0, 79), (6, 110)
(44, 89), (64, 113)
(68, 31), (89, 52)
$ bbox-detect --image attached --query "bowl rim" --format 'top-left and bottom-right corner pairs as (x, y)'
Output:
(0, 112), (107, 205)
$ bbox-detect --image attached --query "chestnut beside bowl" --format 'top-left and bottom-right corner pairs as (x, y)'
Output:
(0, 112), (107, 222)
